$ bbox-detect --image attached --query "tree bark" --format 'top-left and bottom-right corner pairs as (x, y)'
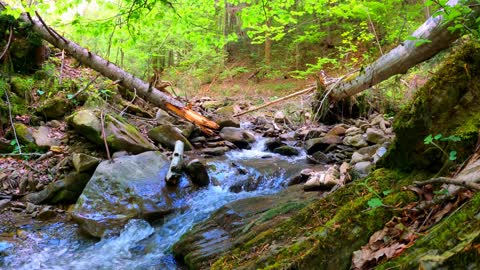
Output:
(0, 2), (219, 132)
(329, 0), (475, 101)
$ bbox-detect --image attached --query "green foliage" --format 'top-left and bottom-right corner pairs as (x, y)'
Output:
(424, 133), (461, 161)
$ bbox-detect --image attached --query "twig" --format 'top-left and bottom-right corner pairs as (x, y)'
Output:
(0, 25), (13, 60)
(35, 11), (58, 41)
(414, 177), (480, 191)
(366, 8), (383, 55)
(0, 153), (44, 157)
(120, 87), (137, 116)
(69, 74), (100, 100)
(58, 49), (65, 85)
(100, 111), (112, 161)
(233, 85), (316, 117)
(4, 89), (21, 154)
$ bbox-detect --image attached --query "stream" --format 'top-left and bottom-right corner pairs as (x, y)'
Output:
(1, 138), (322, 269)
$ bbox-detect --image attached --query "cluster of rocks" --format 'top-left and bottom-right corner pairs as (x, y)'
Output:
(288, 113), (394, 191)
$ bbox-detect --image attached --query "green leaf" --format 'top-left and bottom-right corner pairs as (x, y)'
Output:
(424, 134), (433, 145)
(10, 140), (16, 146)
(37, 89), (45, 96)
(434, 134), (443, 140)
(382, 190), (393, 196)
(367, 198), (383, 208)
(434, 189), (449, 195)
(67, 94), (75, 100)
(449, 151), (457, 161)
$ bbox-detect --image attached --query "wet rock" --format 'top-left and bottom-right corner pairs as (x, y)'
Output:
(68, 109), (156, 154)
(50, 172), (92, 204)
(72, 151), (185, 238)
(148, 125), (193, 151)
(23, 181), (65, 204)
(217, 119), (240, 129)
(202, 146), (230, 156)
(279, 131), (295, 141)
(343, 134), (368, 148)
(172, 185), (316, 269)
(305, 135), (343, 154)
(287, 169), (314, 186)
(36, 96), (69, 119)
(365, 127), (387, 144)
(265, 139), (286, 152)
(186, 159), (210, 187)
(219, 127), (255, 149)
(303, 165), (340, 191)
(112, 151), (128, 159)
(354, 161), (373, 176)
(307, 151), (332, 164)
(273, 145), (299, 157)
(72, 153), (101, 173)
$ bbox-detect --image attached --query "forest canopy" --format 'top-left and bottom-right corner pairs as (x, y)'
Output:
(2, 0), (479, 85)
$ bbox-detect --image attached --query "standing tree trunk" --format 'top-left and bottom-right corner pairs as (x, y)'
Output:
(0, 2), (219, 134)
(328, 0), (477, 101)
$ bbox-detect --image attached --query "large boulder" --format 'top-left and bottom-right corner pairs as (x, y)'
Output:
(219, 127), (255, 149)
(67, 109), (156, 154)
(147, 125), (193, 151)
(71, 151), (190, 237)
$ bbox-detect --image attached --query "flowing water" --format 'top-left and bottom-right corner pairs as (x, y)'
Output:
(1, 138), (321, 270)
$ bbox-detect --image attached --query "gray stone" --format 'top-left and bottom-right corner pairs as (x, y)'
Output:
(307, 151), (332, 164)
(343, 134), (368, 148)
(186, 159), (210, 187)
(217, 119), (240, 129)
(303, 165), (340, 191)
(202, 146), (229, 156)
(148, 125), (193, 151)
(345, 126), (362, 136)
(273, 145), (299, 157)
(72, 153), (101, 173)
(32, 126), (60, 148)
(71, 151), (186, 237)
(305, 135), (343, 154)
(36, 96), (69, 119)
(265, 139), (286, 152)
(220, 127), (255, 149)
(350, 152), (370, 164)
(354, 161), (373, 176)
(366, 128), (387, 144)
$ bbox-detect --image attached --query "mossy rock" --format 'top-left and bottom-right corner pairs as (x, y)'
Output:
(379, 42), (480, 172)
(36, 96), (69, 119)
(67, 109), (156, 154)
(173, 169), (423, 269)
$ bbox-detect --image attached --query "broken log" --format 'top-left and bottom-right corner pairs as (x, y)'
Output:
(0, 2), (219, 134)
(166, 140), (184, 185)
(327, 0), (479, 101)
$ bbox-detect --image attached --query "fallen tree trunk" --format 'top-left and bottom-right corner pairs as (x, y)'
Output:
(0, 2), (219, 133)
(328, 0), (477, 101)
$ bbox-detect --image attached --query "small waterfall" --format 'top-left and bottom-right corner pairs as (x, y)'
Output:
(3, 137), (317, 270)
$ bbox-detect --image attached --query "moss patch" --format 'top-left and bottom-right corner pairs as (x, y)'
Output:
(379, 41), (480, 172)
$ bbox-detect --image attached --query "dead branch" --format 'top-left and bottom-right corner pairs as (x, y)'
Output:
(120, 87), (137, 116)
(414, 177), (480, 191)
(233, 85), (316, 117)
(4, 89), (21, 154)
(100, 111), (112, 161)
(0, 25), (13, 60)
(59, 49), (65, 85)
(69, 74), (100, 100)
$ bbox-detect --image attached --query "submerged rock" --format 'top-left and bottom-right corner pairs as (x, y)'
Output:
(273, 145), (299, 156)
(71, 151), (188, 238)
